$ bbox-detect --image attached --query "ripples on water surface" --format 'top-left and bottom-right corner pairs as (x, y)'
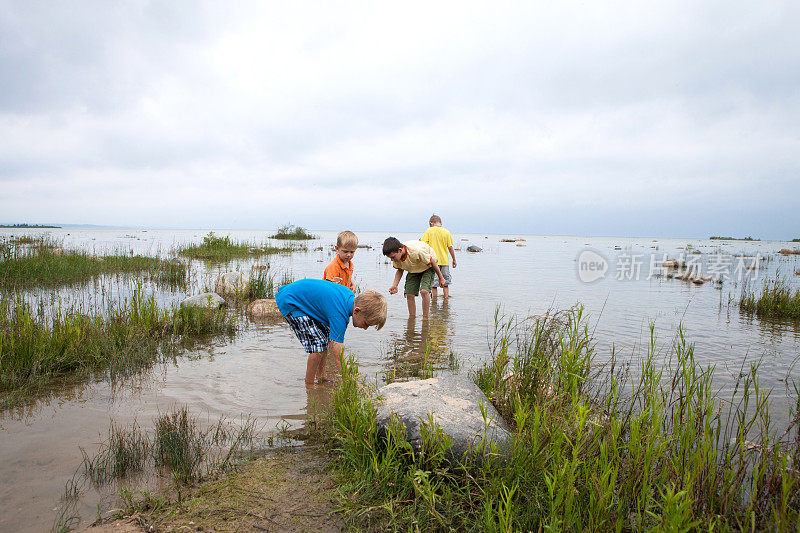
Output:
(1, 228), (799, 531)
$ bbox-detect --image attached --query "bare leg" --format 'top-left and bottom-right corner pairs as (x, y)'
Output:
(406, 294), (416, 318)
(443, 285), (450, 298)
(305, 351), (325, 385)
(421, 289), (431, 318)
(431, 287), (438, 299)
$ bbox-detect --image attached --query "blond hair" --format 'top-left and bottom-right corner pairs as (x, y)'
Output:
(429, 214), (442, 225)
(354, 290), (387, 330)
(337, 230), (358, 249)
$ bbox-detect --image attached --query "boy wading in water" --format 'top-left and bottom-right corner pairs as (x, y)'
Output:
(421, 214), (456, 298)
(275, 279), (386, 386)
(383, 237), (446, 319)
(323, 230), (357, 291)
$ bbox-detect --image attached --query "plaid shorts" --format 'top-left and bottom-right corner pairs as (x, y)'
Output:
(284, 314), (330, 353)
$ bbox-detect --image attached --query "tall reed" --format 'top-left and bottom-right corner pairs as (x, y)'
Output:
(740, 275), (800, 320)
(329, 307), (800, 530)
(0, 289), (237, 404)
(177, 232), (296, 262)
(0, 236), (187, 289)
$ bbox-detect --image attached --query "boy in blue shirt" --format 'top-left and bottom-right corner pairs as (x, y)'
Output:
(275, 278), (387, 386)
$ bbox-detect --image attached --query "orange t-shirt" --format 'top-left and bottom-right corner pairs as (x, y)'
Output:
(323, 255), (354, 291)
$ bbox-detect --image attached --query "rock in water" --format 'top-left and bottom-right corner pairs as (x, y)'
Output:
(215, 271), (249, 297)
(375, 374), (511, 464)
(180, 292), (226, 309)
(466, 245), (483, 253)
(246, 298), (283, 323)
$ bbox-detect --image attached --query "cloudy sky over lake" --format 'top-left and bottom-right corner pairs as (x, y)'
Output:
(1, 1), (798, 238)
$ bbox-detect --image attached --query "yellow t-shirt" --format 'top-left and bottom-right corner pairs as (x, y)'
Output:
(392, 240), (435, 273)
(420, 226), (453, 266)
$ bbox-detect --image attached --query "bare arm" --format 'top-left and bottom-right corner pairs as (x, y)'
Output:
(448, 245), (457, 268)
(328, 341), (345, 371)
(430, 257), (446, 286)
(389, 269), (403, 294)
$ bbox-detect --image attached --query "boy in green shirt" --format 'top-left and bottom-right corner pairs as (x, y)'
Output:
(383, 237), (446, 319)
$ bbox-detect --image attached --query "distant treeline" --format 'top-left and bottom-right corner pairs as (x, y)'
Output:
(709, 235), (759, 241)
(0, 223), (60, 228)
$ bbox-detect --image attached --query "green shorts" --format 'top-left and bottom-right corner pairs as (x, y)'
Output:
(404, 268), (434, 296)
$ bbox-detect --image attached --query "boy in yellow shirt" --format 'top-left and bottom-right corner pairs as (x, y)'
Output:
(383, 237), (446, 319)
(421, 214), (456, 298)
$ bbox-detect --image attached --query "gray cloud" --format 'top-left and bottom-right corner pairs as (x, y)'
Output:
(1, 1), (798, 238)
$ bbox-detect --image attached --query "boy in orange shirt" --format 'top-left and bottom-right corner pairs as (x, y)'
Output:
(323, 230), (358, 292)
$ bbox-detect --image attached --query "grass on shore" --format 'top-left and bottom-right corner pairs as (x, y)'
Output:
(327, 308), (800, 531)
(177, 232), (297, 262)
(0, 290), (237, 405)
(740, 276), (800, 320)
(54, 407), (259, 532)
(0, 236), (187, 289)
(269, 224), (317, 240)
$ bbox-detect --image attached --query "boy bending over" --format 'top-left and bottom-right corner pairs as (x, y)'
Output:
(275, 278), (386, 386)
(323, 230), (357, 291)
(383, 237), (446, 319)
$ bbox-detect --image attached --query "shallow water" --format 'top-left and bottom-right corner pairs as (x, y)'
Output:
(1, 228), (799, 531)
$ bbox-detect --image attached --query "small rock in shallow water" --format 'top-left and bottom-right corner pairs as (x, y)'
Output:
(180, 292), (226, 309)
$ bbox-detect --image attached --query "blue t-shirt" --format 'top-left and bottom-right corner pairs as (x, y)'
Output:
(275, 278), (355, 343)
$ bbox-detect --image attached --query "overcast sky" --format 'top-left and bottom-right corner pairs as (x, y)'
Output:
(1, 1), (798, 238)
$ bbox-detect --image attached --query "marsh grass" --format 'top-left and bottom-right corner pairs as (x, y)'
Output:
(740, 275), (800, 320)
(269, 224), (317, 240)
(0, 290), (237, 405)
(178, 232), (296, 262)
(328, 307), (800, 531)
(0, 236), (187, 289)
(78, 407), (259, 487)
(58, 408), (259, 530)
(247, 268), (275, 300)
(82, 421), (150, 485)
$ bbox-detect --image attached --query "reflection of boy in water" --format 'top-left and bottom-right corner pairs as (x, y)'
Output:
(383, 237), (446, 319)
(421, 214), (457, 298)
(276, 279), (386, 386)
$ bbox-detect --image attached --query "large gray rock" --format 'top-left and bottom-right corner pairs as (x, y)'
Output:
(180, 292), (226, 309)
(375, 374), (511, 465)
(215, 271), (250, 297)
(466, 245), (482, 253)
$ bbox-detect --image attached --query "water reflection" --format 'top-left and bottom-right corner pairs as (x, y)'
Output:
(383, 300), (456, 382)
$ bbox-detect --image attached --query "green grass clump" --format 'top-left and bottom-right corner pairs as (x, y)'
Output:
(82, 421), (151, 484)
(154, 407), (208, 483)
(77, 407), (257, 488)
(740, 276), (800, 320)
(269, 224), (317, 240)
(247, 268), (275, 300)
(0, 291), (237, 404)
(177, 232), (296, 262)
(328, 308), (800, 531)
(0, 237), (187, 289)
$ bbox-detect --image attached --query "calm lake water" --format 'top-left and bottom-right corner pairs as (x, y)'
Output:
(1, 228), (799, 532)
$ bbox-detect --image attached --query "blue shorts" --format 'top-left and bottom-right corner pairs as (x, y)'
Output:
(284, 314), (330, 353)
